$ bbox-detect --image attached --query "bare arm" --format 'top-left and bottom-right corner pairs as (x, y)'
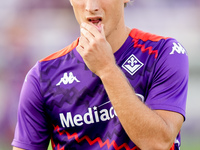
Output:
(13, 147), (25, 150)
(77, 23), (184, 150)
(99, 65), (183, 150)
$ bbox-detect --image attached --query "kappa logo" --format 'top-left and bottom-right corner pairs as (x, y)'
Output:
(122, 54), (144, 75)
(170, 42), (187, 55)
(56, 72), (80, 86)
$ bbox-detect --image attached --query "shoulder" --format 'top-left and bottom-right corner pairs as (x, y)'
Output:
(36, 38), (79, 79)
(129, 28), (187, 59)
(129, 28), (169, 42)
(39, 38), (79, 62)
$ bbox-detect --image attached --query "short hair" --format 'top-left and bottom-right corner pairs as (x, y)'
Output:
(125, 0), (134, 7)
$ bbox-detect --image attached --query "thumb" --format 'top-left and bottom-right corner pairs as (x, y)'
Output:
(100, 24), (105, 38)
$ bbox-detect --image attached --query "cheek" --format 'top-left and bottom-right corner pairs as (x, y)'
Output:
(106, 9), (122, 25)
(73, 10), (82, 24)
(106, 4), (123, 20)
(71, 0), (85, 19)
(72, 7), (85, 24)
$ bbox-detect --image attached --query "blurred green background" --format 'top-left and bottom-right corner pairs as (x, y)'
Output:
(0, 0), (200, 149)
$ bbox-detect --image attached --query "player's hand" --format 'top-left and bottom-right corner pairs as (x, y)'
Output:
(77, 22), (116, 77)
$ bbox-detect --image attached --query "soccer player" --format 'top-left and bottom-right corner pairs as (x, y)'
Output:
(12, 0), (188, 150)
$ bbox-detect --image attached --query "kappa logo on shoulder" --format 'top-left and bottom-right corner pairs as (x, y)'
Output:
(122, 54), (144, 75)
(170, 42), (187, 55)
(56, 72), (80, 86)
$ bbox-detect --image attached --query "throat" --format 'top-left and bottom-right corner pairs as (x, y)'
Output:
(107, 27), (131, 53)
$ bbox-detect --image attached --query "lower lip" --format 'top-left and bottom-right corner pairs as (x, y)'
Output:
(90, 21), (102, 32)
(91, 20), (100, 24)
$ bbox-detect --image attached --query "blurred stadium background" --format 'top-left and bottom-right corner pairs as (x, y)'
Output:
(0, 0), (199, 149)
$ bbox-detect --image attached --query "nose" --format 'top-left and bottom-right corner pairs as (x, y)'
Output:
(85, 0), (99, 12)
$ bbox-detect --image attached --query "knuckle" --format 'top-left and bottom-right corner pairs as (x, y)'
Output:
(96, 35), (105, 41)
(99, 37), (105, 42)
(90, 40), (97, 47)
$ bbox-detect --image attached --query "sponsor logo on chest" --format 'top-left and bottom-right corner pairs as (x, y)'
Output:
(59, 102), (117, 128)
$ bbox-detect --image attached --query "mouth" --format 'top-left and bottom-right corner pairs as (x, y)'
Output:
(88, 17), (102, 25)
(87, 17), (103, 32)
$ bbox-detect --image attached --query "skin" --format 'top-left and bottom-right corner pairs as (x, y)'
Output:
(73, 0), (184, 149)
(13, 0), (184, 149)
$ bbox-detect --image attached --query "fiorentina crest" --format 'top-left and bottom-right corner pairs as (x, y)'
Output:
(122, 54), (143, 75)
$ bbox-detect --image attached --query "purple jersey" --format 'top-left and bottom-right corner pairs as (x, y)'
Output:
(12, 28), (188, 150)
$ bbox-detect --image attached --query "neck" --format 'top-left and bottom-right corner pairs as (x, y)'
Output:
(107, 26), (131, 53)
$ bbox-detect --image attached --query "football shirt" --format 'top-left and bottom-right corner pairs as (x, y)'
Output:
(12, 28), (188, 150)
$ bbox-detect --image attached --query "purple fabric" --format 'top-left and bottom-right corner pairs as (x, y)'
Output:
(12, 29), (188, 150)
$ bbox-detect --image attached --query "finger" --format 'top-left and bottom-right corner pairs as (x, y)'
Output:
(80, 27), (94, 42)
(76, 41), (88, 57)
(81, 22), (101, 37)
(79, 35), (90, 49)
(79, 36), (88, 48)
(100, 24), (105, 38)
(76, 44), (84, 54)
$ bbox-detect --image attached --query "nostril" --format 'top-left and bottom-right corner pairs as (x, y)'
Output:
(86, 8), (99, 12)
(85, 2), (99, 12)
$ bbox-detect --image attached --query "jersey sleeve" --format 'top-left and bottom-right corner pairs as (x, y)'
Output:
(12, 62), (51, 150)
(145, 39), (189, 119)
